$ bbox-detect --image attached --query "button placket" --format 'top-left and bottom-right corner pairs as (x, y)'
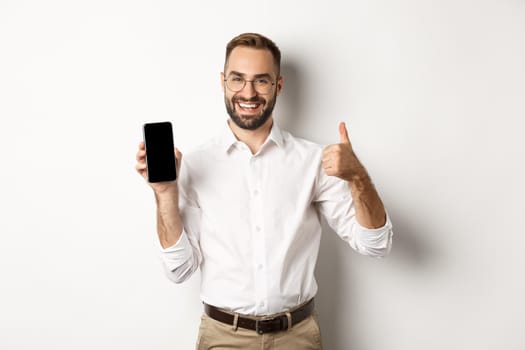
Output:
(249, 156), (269, 314)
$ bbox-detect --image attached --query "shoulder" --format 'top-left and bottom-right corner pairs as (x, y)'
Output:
(177, 136), (221, 195)
(280, 129), (324, 158)
(183, 135), (222, 163)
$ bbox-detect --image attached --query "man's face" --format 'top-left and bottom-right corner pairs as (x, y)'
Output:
(221, 47), (283, 130)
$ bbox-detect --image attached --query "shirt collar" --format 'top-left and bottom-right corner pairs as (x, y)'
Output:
(220, 119), (284, 154)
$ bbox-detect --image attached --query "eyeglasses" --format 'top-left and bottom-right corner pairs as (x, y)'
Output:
(224, 75), (276, 94)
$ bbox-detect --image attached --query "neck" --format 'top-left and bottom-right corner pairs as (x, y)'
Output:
(228, 116), (274, 154)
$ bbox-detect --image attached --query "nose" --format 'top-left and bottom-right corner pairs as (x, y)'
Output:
(238, 80), (258, 98)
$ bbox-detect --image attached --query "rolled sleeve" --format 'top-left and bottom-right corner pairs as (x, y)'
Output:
(315, 165), (394, 258)
(158, 227), (201, 283)
(159, 229), (193, 271)
(353, 213), (393, 258)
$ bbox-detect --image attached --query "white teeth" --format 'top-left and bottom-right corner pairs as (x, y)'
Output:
(239, 103), (258, 109)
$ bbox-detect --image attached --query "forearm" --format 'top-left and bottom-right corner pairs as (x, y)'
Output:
(155, 187), (184, 249)
(348, 168), (387, 229)
(156, 187), (202, 283)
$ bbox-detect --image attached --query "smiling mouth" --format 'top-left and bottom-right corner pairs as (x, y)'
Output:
(236, 100), (263, 114)
(238, 102), (260, 109)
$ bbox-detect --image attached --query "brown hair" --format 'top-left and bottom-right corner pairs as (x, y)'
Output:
(225, 33), (281, 74)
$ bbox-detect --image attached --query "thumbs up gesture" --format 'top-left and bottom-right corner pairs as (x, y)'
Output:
(322, 122), (365, 181)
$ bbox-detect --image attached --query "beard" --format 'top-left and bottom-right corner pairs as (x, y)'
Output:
(225, 91), (277, 130)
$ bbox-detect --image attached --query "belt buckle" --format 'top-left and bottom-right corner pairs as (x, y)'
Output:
(255, 317), (281, 334)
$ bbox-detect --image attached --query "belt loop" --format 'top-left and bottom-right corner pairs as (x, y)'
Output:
(286, 312), (292, 331)
(232, 313), (239, 331)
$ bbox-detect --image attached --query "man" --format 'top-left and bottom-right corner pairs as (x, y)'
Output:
(136, 33), (393, 350)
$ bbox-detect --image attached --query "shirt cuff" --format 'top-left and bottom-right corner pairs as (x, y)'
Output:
(159, 230), (193, 271)
(354, 213), (393, 257)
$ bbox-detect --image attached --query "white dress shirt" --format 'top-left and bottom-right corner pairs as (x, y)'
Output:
(160, 121), (393, 316)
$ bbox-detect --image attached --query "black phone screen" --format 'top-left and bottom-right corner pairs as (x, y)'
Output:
(143, 122), (177, 183)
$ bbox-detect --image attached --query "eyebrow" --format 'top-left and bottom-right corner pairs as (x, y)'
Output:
(227, 71), (274, 80)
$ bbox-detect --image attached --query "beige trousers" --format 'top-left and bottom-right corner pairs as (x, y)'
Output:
(196, 312), (323, 350)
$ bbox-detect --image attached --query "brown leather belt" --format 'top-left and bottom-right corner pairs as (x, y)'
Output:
(204, 299), (315, 334)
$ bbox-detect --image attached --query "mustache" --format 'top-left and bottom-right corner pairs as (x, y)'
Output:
(232, 96), (265, 104)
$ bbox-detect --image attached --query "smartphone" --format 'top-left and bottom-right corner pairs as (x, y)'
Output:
(142, 122), (177, 183)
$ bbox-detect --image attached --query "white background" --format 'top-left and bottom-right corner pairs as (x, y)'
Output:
(1, 1), (524, 349)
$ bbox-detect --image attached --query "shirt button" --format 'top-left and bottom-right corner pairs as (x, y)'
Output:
(255, 226), (261, 232)
(257, 264), (263, 270)
(253, 189), (259, 196)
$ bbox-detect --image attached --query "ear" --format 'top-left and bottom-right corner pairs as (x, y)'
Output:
(220, 72), (225, 92)
(276, 75), (284, 96)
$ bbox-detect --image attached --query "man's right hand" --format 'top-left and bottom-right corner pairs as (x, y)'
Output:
(135, 141), (183, 194)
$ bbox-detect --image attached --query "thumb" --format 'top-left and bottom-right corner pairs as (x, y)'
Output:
(175, 148), (183, 161)
(175, 148), (183, 166)
(175, 148), (183, 171)
(339, 122), (350, 144)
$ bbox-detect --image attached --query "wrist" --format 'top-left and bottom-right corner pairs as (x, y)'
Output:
(154, 184), (179, 206)
(153, 182), (178, 196)
(347, 168), (374, 193)
(345, 165), (368, 182)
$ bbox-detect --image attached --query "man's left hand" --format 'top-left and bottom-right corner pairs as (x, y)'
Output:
(322, 122), (366, 181)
